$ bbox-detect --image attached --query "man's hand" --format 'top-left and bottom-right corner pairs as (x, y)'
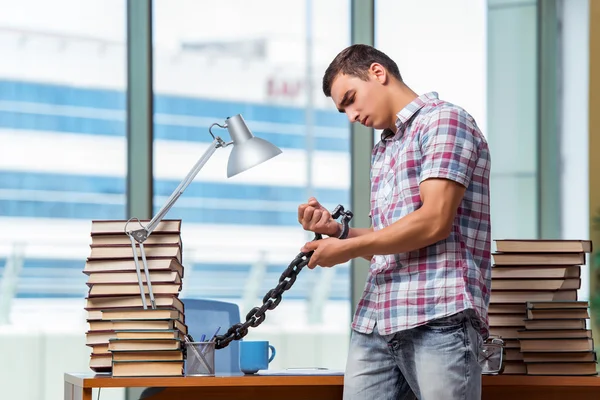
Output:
(301, 237), (352, 269)
(297, 197), (340, 237)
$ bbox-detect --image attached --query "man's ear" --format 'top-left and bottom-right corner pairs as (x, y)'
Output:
(369, 62), (388, 84)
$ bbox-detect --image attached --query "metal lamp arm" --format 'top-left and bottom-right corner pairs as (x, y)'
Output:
(124, 132), (229, 310)
(128, 135), (227, 242)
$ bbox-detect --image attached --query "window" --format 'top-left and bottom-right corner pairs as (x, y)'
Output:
(0, 0), (126, 398)
(153, 0), (351, 369)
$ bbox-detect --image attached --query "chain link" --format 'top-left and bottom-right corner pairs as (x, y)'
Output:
(212, 204), (353, 349)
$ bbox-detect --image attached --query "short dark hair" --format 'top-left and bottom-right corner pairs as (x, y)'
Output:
(322, 44), (402, 97)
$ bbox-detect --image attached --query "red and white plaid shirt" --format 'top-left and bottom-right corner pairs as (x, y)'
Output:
(352, 92), (492, 338)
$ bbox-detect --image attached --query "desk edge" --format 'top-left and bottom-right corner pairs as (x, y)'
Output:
(63, 373), (600, 389)
(482, 375), (600, 387)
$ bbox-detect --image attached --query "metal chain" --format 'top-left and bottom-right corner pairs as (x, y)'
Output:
(212, 204), (353, 349)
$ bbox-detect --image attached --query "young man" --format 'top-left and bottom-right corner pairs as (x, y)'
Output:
(298, 44), (491, 400)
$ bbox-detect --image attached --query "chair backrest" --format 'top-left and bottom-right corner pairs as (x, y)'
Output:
(181, 298), (241, 374)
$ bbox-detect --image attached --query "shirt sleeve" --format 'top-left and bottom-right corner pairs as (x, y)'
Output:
(419, 108), (481, 188)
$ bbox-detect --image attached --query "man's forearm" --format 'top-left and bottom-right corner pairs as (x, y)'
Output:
(329, 223), (373, 239)
(330, 224), (374, 261)
(346, 209), (448, 259)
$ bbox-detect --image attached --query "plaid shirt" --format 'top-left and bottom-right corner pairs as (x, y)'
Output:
(352, 92), (492, 338)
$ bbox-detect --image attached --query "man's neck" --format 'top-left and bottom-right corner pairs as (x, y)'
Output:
(387, 82), (419, 131)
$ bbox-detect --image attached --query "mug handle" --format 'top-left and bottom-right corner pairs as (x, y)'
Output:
(268, 345), (276, 363)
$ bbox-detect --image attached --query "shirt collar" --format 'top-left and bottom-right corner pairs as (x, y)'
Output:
(381, 91), (439, 140)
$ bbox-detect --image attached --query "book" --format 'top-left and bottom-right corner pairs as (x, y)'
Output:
(525, 362), (598, 376)
(91, 233), (182, 246)
(491, 278), (580, 291)
(491, 265), (580, 279)
(490, 290), (577, 303)
(87, 310), (102, 320)
(86, 330), (117, 346)
(85, 295), (184, 314)
(492, 252), (585, 266)
(83, 258), (184, 277)
(111, 360), (184, 377)
(114, 329), (185, 341)
(523, 318), (587, 330)
(526, 307), (589, 320)
(522, 351), (597, 363)
(90, 343), (109, 354)
(87, 244), (182, 262)
(495, 239), (592, 253)
(88, 283), (181, 297)
(100, 308), (183, 322)
(111, 350), (184, 362)
(526, 300), (590, 310)
(89, 354), (112, 372)
(86, 271), (182, 286)
(86, 326), (187, 347)
(519, 337), (594, 352)
(88, 319), (187, 334)
(91, 219), (181, 235)
(108, 338), (182, 352)
(517, 329), (593, 340)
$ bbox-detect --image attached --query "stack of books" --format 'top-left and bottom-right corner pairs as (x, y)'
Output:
(518, 300), (597, 375)
(83, 219), (188, 376)
(488, 239), (592, 374)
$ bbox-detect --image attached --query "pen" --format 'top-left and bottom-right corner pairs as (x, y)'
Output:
(201, 326), (221, 356)
(209, 326), (221, 342)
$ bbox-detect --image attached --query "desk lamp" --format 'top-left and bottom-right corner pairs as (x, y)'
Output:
(124, 114), (282, 309)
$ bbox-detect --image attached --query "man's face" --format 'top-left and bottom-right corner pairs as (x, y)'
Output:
(330, 67), (389, 130)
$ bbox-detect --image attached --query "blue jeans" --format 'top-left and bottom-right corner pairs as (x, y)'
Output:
(344, 311), (483, 400)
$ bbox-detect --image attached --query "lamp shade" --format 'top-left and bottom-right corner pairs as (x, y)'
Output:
(225, 114), (283, 177)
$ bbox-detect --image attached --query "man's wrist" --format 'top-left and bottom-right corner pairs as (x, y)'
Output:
(328, 222), (343, 238)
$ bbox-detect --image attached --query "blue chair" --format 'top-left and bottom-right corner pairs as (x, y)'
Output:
(139, 298), (241, 399)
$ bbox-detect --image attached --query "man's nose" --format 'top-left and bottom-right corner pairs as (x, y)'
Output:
(347, 111), (360, 123)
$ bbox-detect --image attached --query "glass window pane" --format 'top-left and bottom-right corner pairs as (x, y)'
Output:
(376, 0), (539, 241)
(0, 0), (126, 398)
(487, 0), (538, 239)
(153, 0), (351, 370)
(375, 0), (487, 131)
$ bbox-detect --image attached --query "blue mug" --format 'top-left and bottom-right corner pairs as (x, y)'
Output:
(239, 341), (276, 374)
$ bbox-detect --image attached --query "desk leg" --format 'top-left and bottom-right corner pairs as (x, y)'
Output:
(64, 381), (92, 400)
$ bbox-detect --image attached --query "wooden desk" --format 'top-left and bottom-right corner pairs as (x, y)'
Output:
(481, 374), (600, 400)
(64, 373), (344, 400)
(65, 373), (600, 400)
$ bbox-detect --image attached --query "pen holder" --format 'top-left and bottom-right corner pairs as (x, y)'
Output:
(184, 341), (215, 376)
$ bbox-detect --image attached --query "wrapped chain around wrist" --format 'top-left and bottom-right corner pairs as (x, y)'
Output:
(211, 204), (353, 349)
